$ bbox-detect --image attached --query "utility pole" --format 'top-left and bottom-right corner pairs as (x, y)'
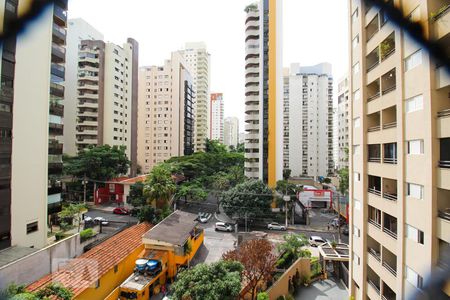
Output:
(283, 183), (290, 228)
(83, 173), (87, 204)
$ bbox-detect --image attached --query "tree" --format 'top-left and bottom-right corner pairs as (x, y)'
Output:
(257, 292), (270, 300)
(222, 239), (277, 300)
(337, 147), (349, 242)
(205, 138), (227, 153)
(1, 283), (73, 300)
(64, 145), (130, 181)
(282, 169), (291, 181)
(236, 142), (245, 153)
(277, 233), (309, 259)
(226, 165), (245, 187)
(143, 163), (176, 208)
(171, 260), (243, 300)
(137, 206), (155, 223)
(128, 182), (146, 208)
(220, 180), (273, 223)
(58, 203), (87, 232)
(184, 239), (192, 268)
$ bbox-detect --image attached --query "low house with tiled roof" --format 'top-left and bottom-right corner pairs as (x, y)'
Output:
(94, 175), (148, 205)
(27, 222), (151, 300)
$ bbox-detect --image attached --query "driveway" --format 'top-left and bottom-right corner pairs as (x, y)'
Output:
(295, 278), (349, 300)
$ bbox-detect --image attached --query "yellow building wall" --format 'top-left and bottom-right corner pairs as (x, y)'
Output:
(75, 245), (144, 300)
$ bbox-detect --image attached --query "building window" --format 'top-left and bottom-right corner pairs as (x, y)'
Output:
(352, 35), (359, 49)
(114, 265), (118, 273)
(405, 50), (422, 71)
(353, 117), (361, 128)
(407, 183), (423, 199)
(406, 266), (423, 289)
(353, 252), (360, 266)
(95, 279), (100, 289)
(405, 94), (423, 113)
(352, 62), (360, 75)
(353, 145), (360, 155)
(353, 89), (360, 101)
(354, 199), (361, 210)
(354, 172), (360, 182)
(26, 222), (38, 234)
(407, 139), (424, 154)
(406, 224), (424, 245)
(352, 8), (359, 23)
(353, 225), (360, 237)
(408, 6), (421, 22)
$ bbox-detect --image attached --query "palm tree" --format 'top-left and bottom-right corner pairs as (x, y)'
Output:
(143, 164), (176, 208)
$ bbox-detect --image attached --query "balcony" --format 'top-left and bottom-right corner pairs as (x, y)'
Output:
(382, 178), (397, 201)
(382, 106), (397, 129)
(49, 102), (64, 117)
(369, 205), (382, 228)
(0, 165), (11, 179)
(367, 78), (380, 102)
(51, 63), (65, 80)
(383, 213), (397, 239)
(368, 144), (381, 163)
(380, 32), (395, 61)
(0, 86), (13, 103)
(366, 47), (380, 72)
(432, 4), (450, 40)
(382, 247), (397, 277)
(52, 23), (66, 44)
(382, 282), (396, 300)
(381, 69), (396, 95)
(50, 82), (64, 98)
(48, 141), (63, 155)
(53, 4), (67, 26)
(367, 112), (381, 132)
(368, 236), (381, 262)
(366, 14), (380, 42)
(49, 123), (63, 136)
(368, 175), (382, 196)
(51, 43), (66, 63)
(440, 138), (450, 168)
(383, 143), (397, 164)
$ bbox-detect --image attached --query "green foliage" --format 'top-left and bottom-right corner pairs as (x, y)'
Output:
(79, 228), (94, 242)
(171, 260), (243, 300)
(282, 169), (291, 180)
(220, 180), (273, 221)
(275, 180), (301, 197)
(285, 294), (295, 300)
(338, 167), (349, 196)
(34, 283), (74, 300)
(64, 145), (130, 181)
(205, 139), (228, 153)
(175, 182), (208, 203)
(128, 182), (146, 208)
(310, 257), (322, 277)
(58, 203), (86, 220)
(323, 177), (332, 184)
(277, 233), (309, 259)
(55, 232), (67, 241)
(144, 163), (176, 206)
(137, 205), (155, 223)
(257, 292), (270, 300)
(1, 283), (73, 300)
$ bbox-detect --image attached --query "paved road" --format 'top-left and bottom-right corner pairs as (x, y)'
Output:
(84, 208), (138, 225)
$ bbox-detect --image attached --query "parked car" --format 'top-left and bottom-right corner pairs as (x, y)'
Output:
(93, 217), (109, 226)
(198, 212), (211, 223)
(113, 207), (129, 215)
(309, 236), (326, 247)
(215, 222), (233, 232)
(267, 222), (286, 231)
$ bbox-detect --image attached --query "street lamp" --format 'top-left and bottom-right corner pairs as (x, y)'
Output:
(82, 174), (88, 204)
(283, 195), (290, 229)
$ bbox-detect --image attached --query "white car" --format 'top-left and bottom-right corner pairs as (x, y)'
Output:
(93, 217), (109, 226)
(198, 212), (211, 223)
(267, 222), (286, 231)
(215, 222), (233, 232)
(309, 236), (326, 247)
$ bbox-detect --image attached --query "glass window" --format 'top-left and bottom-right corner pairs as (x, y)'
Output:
(407, 183), (423, 199)
(353, 62), (360, 75)
(353, 252), (360, 265)
(405, 94), (423, 113)
(352, 8), (359, 23)
(407, 140), (424, 154)
(406, 266), (423, 289)
(352, 35), (359, 49)
(408, 6), (421, 22)
(353, 89), (360, 101)
(354, 172), (360, 182)
(405, 50), (422, 71)
(354, 199), (361, 210)
(353, 225), (360, 237)
(353, 145), (360, 155)
(406, 224), (424, 244)
(354, 117), (361, 128)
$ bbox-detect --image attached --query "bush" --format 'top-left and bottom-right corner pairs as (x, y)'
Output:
(80, 228), (95, 242)
(257, 292), (269, 300)
(55, 232), (66, 241)
(285, 295), (295, 300)
(276, 296), (285, 300)
(137, 205), (155, 223)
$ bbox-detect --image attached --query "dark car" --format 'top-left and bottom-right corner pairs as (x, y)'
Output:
(113, 207), (129, 215)
(342, 225), (349, 236)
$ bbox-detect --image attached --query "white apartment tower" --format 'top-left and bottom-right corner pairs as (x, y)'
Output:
(337, 75), (349, 169)
(349, 1), (450, 299)
(0, 0), (68, 250)
(75, 38), (139, 175)
(137, 52), (194, 174)
(210, 93), (224, 142)
(224, 117), (239, 149)
(283, 63), (334, 179)
(63, 18), (103, 156)
(180, 42), (210, 152)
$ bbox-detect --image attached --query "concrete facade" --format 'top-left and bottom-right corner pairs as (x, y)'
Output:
(179, 42), (210, 153)
(63, 18), (103, 156)
(283, 63), (334, 179)
(137, 52), (194, 174)
(224, 116), (239, 149)
(348, 1), (450, 299)
(337, 75), (349, 170)
(210, 93), (224, 142)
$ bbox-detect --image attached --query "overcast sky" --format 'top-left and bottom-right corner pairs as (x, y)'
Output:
(68, 0), (348, 130)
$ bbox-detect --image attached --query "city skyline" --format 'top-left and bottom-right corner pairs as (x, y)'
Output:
(68, 0), (349, 129)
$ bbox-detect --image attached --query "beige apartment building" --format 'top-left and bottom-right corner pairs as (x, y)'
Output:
(137, 52), (194, 174)
(337, 75), (350, 170)
(179, 42), (210, 152)
(348, 1), (450, 299)
(0, 0), (68, 250)
(75, 38), (139, 175)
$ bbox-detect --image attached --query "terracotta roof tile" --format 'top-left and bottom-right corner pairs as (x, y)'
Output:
(27, 222), (151, 297)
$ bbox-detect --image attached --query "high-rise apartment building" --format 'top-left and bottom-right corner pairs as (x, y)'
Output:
(283, 63), (334, 179)
(337, 75), (349, 170)
(0, 0), (68, 250)
(179, 42), (210, 152)
(224, 117), (239, 149)
(63, 18), (103, 157)
(244, 0), (283, 187)
(137, 52), (194, 174)
(210, 93), (224, 142)
(75, 38), (139, 176)
(349, 1), (450, 299)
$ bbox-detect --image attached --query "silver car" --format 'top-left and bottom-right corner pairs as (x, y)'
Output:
(215, 222), (233, 232)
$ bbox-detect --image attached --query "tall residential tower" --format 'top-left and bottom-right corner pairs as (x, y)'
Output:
(348, 1), (450, 299)
(210, 93), (224, 142)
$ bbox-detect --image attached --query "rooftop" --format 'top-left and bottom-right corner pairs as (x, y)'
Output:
(27, 222), (151, 297)
(142, 210), (198, 247)
(318, 242), (350, 262)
